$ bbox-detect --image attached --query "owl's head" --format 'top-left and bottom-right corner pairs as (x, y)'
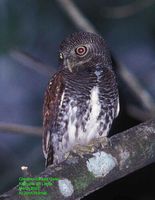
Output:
(59, 32), (112, 72)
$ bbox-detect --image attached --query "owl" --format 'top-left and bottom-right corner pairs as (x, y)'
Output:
(43, 32), (119, 167)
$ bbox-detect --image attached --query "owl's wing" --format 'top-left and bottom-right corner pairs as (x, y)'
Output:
(42, 71), (65, 166)
(102, 67), (120, 119)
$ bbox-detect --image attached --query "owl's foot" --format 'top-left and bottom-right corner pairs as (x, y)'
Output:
(86, 136), (109, 151)
(72, 137), (109, 158)
(72, 144), (95, 158)
(64, 151), (70, 160)
(93, 136), (109, 149)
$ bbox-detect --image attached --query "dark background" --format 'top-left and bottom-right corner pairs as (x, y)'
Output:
(0, 0), (155, 199)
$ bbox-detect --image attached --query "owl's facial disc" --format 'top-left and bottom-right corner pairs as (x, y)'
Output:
(59, 32), (112, 72)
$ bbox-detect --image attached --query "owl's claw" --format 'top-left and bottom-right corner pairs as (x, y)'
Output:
(72, 137), (109, 158)
(95, 136), (109, 148)
(88, 136), (109, 150)
(72, 144), (95, 158)
(64, 151), (70, 160)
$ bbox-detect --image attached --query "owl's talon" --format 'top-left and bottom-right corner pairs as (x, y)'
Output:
(72, 144), (95, 158)
(64, 152), (70, 160)
(97, 137), (109, 148)
(72, 137), (109, 158)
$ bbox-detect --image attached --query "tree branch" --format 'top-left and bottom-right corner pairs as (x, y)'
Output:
(0, 122), (42, 136)
(118, 61), (155, 112)
(102, 0), (155, 19)
(1, 119), (155, 199)
(126, 104), (155, 121)
(56, 0), (97, 33)
(10, 50), (55, 76)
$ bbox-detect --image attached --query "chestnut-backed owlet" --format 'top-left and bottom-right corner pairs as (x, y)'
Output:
(43, 32), (119, 167)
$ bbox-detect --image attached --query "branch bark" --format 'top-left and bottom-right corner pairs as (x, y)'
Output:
(1, 119), (155, 200)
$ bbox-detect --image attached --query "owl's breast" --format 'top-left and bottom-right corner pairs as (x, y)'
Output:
(56, 85), (109, 153)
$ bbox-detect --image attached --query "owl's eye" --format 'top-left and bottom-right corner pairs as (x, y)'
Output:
(59, 53), (64, 60)
(75, 46), (87, 56)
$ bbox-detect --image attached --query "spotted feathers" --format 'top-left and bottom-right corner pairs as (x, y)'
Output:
(43, 32), (119, 166)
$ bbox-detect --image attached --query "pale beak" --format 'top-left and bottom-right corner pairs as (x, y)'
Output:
(64, 58), (73, 72)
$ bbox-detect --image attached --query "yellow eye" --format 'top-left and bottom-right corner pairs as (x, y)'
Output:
(59, 53), (64, 60)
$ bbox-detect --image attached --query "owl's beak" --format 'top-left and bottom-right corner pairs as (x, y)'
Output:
(65, 58), (73, 73)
